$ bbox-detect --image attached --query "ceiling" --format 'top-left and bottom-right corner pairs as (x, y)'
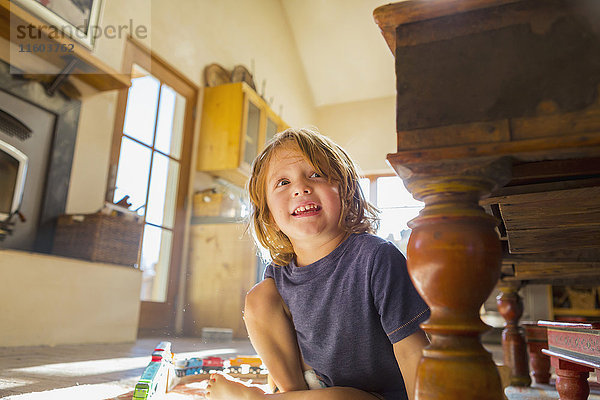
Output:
(280, 0), (397, 107)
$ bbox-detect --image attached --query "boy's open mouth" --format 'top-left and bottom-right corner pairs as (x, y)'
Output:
(292, 203), (321, 216)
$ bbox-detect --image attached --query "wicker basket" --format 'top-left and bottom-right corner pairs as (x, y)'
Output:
(53, 213), (143, 266)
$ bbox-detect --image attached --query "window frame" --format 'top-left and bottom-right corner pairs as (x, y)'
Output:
(106, 37), (198, 334)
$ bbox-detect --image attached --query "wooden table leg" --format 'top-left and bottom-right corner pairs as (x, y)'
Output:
(552, 357), (592, 400)
(497, 284), (531, 386)
(398, 157), (511, 400)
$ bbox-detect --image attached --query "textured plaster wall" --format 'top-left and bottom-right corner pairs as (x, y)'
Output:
(315, 95), (397, 174)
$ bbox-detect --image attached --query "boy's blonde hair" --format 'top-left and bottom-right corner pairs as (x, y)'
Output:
(248, 127), (379, 266)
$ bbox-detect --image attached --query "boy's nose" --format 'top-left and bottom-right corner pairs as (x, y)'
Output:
(293, 186), (312, 196)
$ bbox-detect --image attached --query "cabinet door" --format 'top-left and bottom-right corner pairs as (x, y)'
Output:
(265, 109), (288, 147)
(196, 83), (245, 173)
(265, 115), (278, 144)
(241, 96), (263, 170)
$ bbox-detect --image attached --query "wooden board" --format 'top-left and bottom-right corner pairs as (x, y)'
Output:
(497, 187), (600, 253)
(512, 262), (600, 280)
(185, 224), (257, 339)
(507, 226), (600, 254)
(512, 101), (600, 140)
(373, 0), (522, 53)
(397, 120), (510, 151)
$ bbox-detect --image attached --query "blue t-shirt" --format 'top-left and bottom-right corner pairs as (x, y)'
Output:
(264, 233), (430, 399)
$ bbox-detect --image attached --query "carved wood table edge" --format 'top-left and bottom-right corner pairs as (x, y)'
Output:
(539, 321), (600, 400)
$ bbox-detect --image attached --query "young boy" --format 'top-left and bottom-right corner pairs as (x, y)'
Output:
(206, 128), (430, 400)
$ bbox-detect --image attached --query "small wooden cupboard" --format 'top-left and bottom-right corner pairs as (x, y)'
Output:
(197, 82), (288, 187)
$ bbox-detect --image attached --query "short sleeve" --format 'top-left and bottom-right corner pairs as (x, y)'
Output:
(370, 242), (430, 344)
(263, 263), (275, 280)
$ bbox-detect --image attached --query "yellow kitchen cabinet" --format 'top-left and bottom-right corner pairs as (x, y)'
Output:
(197, 82), (288, 187)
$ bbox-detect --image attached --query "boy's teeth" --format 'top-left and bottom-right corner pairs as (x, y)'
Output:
(295, 204), (317, 214)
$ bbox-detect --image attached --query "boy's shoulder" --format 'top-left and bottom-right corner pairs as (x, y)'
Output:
(350, 232), (393, 248)
(347, 232), (400, 258)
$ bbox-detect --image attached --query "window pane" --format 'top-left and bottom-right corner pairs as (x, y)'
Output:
(139, 225), (173, 302)
(243, 101), (260, 165)
(359, 178), (370, 203)
(146, 152), (180, 229)
(376, 176), (423, 208)
(113, 137), (151, 215)
(377, 207), (422, 240)
(123, 65), (160, 146)
(155, 84), (186, 159)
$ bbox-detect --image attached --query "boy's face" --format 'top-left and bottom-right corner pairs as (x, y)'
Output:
(264, 144), (344, 249)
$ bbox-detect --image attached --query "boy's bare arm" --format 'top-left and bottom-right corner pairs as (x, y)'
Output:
(207, 373), (381, 399)
(393, 330), (429, 400)
(244, 278), (308, 392)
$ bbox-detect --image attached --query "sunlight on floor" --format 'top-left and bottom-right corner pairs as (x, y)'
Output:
(0, 378), (34, 390)
(8, 348), (236, 377)
(3, 383), (132, 400)
(0, 337), (261, 400)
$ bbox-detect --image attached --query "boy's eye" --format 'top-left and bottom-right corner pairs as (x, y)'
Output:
(310, 172), (321, 178)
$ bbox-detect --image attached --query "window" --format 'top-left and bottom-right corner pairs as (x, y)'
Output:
(107, 39), (196, 330)
(113, 64), (186, 302)
(361, 175), (424, 255)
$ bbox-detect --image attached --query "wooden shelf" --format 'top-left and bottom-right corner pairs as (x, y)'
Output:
(0, 0), (130, 92)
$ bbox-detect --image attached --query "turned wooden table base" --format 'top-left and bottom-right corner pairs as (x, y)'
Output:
(372, 0), (600, 397)
(539, 321), (600, 400)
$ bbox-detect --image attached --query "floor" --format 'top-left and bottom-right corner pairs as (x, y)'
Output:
(0, 337), (257, 399)
(1, 337), (599, 400)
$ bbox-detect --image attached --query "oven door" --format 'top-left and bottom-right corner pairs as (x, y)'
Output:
(0, 139), (28, 219)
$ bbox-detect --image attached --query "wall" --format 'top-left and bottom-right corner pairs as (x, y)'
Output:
(66, 0), (316, 214)
(315, 95), (396, 174)
(0, 250), (142, 346)
(185, 224), (257, 339)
